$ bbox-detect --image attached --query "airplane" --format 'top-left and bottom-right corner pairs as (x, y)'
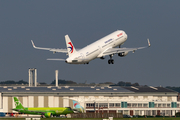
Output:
(12, 97), (83, 118)
(31, 30), (150, 64)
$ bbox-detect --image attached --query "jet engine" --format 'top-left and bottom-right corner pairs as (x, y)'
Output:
(44, 112), (52, 118)
(100, 56), (106, 59)
(118, 52), (128, 57)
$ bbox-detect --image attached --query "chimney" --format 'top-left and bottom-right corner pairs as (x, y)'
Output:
(55, 70), (58, 87)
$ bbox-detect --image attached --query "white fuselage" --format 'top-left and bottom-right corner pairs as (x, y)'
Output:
(66, 30), (128, 64)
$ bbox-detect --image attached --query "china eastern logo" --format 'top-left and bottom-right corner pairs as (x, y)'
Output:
(74, 102), (78, 107)
(68, 42), (73, 53)
(117, 33), (123, 37)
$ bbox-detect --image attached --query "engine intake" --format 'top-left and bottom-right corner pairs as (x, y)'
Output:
(118, 52), (128, 57)
(44, 112), (52, 118)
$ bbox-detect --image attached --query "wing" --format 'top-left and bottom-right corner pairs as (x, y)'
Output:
(31, 40), (68, 53)
(102, 39), (150, 56)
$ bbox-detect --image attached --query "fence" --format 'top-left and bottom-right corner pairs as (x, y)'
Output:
(70, 113), (123, 118)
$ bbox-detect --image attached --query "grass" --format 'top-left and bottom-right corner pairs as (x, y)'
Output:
(0, 117), (180, 120)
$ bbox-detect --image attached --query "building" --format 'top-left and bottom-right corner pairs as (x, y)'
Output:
(0, 86), (179, 116)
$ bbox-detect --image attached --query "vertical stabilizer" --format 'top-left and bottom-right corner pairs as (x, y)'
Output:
(14, 97), (25, 110)
(65, 35), (77, 57)
(73, 100), (84, 113)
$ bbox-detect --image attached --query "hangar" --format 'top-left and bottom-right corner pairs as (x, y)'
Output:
(0, 85), (179, 116)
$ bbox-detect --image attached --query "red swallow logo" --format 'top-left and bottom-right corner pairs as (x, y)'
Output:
(68, 42), (73, 53)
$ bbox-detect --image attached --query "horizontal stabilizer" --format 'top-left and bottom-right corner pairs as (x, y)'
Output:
(47, 58), (65, 61)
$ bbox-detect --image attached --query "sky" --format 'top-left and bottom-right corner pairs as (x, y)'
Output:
(0, 0), (180, 87)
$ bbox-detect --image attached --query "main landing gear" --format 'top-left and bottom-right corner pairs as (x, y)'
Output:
(108, 55), (114, 64)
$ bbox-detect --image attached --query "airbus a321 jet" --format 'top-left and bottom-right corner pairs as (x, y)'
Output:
(31, 30), (150, 64)
(13, 97), (84, 118)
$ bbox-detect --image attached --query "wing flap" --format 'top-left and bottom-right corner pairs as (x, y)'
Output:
(102, 48), (137, 55)
(49, 48), (67, 53)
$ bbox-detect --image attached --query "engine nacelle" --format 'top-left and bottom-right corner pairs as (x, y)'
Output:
(118, 52), (128, 57)
(100, 56), (106, 59)
(44, 112), (52, 118)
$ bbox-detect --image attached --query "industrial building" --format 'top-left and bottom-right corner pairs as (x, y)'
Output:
(0, 85), (179, 116)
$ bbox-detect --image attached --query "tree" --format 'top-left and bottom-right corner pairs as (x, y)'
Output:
(16, 80), (28, 84)
(125, 82), (132, 86)
(117, 81), (126, 86)
(116, 81), (140, 86)
(39, 82), (47, 85)
(51, 79), (77, 85)
(132, 82), (139, 86)
(0, 80), (16, 84)
(0, 80), (28, 84)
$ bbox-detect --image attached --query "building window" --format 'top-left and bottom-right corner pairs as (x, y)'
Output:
(167, 104), (170, 108)
(158, 104), (161, 107)
(163, 104), (166, 107)
(140, 110), (143, 115)
(127, 103), (131, 108)
(135, 110), (139, 115)
(99, 103), (108, 108)
(154, 104), (157, 107)
(109, 103), (114, 107)
(138, 104), (142, 107)
(115, 103), (120, 107)
(166, 110), (171, 116)
(109, 103), (120, 107)
(132, 103), (137, 107)
(86, 103), (95, 108)
(152, 110), (156, 116)
(124, 110), (128, 115)
(143, 104), (148, 107)
(177, 104), (179, 107)
(118, 110), (123, 113)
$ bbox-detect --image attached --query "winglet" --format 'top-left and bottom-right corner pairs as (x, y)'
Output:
(147, 39), (151, 47)
(31, 40), (36, 48)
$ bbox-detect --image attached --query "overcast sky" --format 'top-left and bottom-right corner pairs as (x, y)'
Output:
(0, 0), (180, 87)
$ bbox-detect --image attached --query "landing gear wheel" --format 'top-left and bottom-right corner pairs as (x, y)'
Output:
(108, 55), (114, 64)
(111, 59), (114, 64)
(108, 59), (114, 64)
